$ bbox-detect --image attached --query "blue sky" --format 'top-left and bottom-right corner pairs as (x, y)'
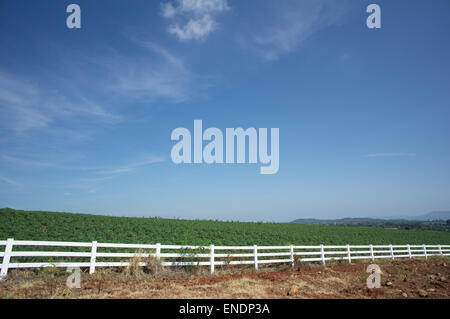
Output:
(1, 0), (449, 221)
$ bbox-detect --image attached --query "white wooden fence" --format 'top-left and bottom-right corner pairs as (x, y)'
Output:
(1, 238), (449, 279)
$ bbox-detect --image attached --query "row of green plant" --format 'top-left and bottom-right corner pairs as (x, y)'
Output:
(1, 208), (450, 248)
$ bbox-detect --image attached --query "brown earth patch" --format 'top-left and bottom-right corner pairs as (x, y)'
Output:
(0, 256), (448, 299)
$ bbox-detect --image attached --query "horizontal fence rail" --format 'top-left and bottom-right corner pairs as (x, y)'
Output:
(0, 238), (449, 279)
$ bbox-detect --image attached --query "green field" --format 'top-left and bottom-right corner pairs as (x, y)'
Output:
(1, 208), (449, 246)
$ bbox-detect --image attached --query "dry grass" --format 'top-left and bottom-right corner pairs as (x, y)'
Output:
(122, 249), (166, 279)
(123, 249), (146, 278)
(219, 278), (269, 298)
(143, 255), (166, 278)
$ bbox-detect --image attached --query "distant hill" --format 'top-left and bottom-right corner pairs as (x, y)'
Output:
(413, 211), (450, 221)
(380, 211), (450, 221)
(291, 211), (450, 224)
(290, 212), (450, 232)
(290, 217), (387, 225)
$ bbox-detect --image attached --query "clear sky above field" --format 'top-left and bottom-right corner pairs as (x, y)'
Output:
(1, 0), (449, 221)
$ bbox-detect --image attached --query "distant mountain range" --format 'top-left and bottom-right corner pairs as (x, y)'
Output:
(290, 211), (450, 225)
(383, 211), (450, 221)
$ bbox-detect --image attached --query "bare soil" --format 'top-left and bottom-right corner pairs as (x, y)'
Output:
(1, 256), (448, 299)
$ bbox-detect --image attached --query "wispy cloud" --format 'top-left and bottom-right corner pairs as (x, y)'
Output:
(366, 153), (417, 158)
(2, 153), (165, 175)
(0, 37), (206, 137)
(98, 155), (165, 175)
(62, 154), (165, 194)
(243, 0), (351, 60)
(5, 153), (166, 195)
(88, 41), (199, 103)
(0, 71), (120, 134)
(161, 0), (229, 40)
(2, 155), (54, 167)
(0, 175), (21, 188)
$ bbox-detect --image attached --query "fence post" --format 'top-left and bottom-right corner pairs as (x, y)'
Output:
(438, 244), (442, 256)
(423, 244), (427, 260)
(407, 244), (412, 258)
(346, 244), (352, 264)
(89, 241), (97, 274)
(390, 244), (394, 260)
(320, 244), (325, 266)
(369, 244), (374, 262)
(253, 245), (258, 270)
(156, 243), (161, 260)
(290, 245), (294, 268)
(210, 244), (215, 274)
(0, 238), (14, 281)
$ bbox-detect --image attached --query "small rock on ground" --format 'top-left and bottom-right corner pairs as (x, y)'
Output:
(418, 289), (428, 297)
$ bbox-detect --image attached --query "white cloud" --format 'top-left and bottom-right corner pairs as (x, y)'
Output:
(168, 15), (215, 40)
(161, 0), (229, 40)
(244, 0), (351, 60)
(162, 0), (229, 17)
(162, 2), (177, 18)
(366, 153), (417, 158)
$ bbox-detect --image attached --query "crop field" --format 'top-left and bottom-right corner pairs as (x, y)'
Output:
(1, 208), (449, 246)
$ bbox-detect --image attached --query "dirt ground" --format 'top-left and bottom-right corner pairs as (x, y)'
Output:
(1, 256), (448, 299)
